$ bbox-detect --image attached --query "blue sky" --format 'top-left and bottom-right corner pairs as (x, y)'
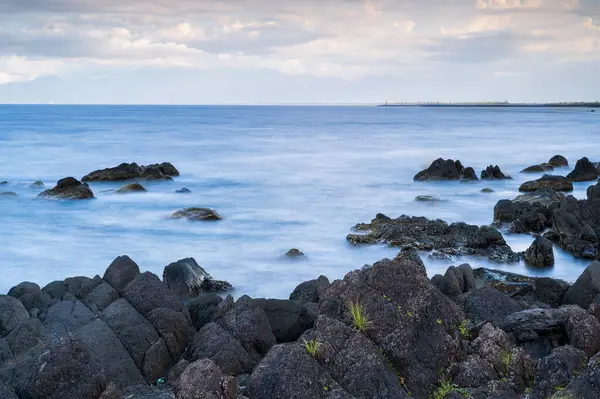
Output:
(0, 0), (598, 104)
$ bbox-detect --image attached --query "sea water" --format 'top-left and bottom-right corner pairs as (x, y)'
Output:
(0, 105), (598, 298)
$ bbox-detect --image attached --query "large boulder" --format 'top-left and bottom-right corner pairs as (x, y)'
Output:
(453, 354), (498, 388)
(567, 157), (599, 182)
(413, 158), (477, 181)
(529, 345), (587, 399)
(7, 282), (54, 313)
(253, 298), (314, 343)
(289, 276), (330, 305)
(103, 255), (141, 291)
(186, 322), (254, 375)
(347, 214), (519, 263)
(563, 261), (600, 309)
(40, 300), (96, 338)
(38, 177), (94, 200)
(558, 351), (600, 398)
(493, 189), (562, 233)
(122, 272), (185, 317)
(82, 162), (179, 182)
(186, 293), (224, 331)
(5, 319), (43, 357)
(84, 282), (119, 313)
(170, 208), (222, 221)
(534, 277), (570, 308)
(481, 165), (511, 180)
(174, 359), (238, 399)
(519, 175), (573, 192)
(431, 264), (476, 301)
(147, 308), (194, 360)
(548, 155), (568, 167)
(471, 323), (514, 375)
(163, 258), (232, 300)
(457, 287), (526, 326)
(317, 250), (464, 397)
(524, 235), (555, 267)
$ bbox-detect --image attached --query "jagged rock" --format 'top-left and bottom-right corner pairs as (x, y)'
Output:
(563, 261), (600, 309)
(147, 308), (194, 360)
(567, 157), (599, 182)
(186, 322), (254, 375)
(471, 323), (513, 375)
(558, 351), (600, 398)
(82, 162), (179, 182)
(317, 250), (463, 397)
(103, 255), (141, 291)
(458, 287), (526, 326)
(253, 299), (314, 343)
(289, 276), (330, 305)
(186, 293), (223, 331)
(525, 236), (555, 267)
(481, 165), (511, 180)
(519, 175), (573, 192)
(522, 164), (554, 173)
(534, 278), (570, 308)
(63, 276), (103, 300)
(116, 182), (147, 193)
(84, 282), (119, 312)
(0, 296), (30, 337)
(347, 214), (519, 262)
(163, 258), (232, 300)
(284, 248), (305, 257)
(529, 345), (587, 399)
(174, 359), (238, 399)
(453, 354), (498, 388)
(414, 158), (477, 181)
(432, 264), (475, 301)
(170, 207), (222, 221)
(38, 177), (94, 200)
(494, 189), (564, 233)
(548, 155), (568, 167)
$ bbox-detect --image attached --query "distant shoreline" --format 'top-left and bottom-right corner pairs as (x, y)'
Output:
(378, 102), (600, 108)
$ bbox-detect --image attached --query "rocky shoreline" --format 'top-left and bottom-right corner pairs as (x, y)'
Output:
(2, 156), (600, 398)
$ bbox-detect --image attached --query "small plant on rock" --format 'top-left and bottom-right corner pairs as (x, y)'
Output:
(502, 349), (512, 377)
(431, 380), (468, 399)
(349, 301), (371, 332)
(458, 320), (470, 340)
(302, 338), (321, 358)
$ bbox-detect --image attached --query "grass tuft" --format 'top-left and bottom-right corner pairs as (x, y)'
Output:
(502, 349), (512, 377)
(431, 380), (468, 399)
(458, 320), (470, 340)
(302, 338), (321, 358)
(349, 301), (371, 332)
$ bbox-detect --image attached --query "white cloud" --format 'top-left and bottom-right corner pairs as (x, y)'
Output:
(0, 56), (65, 84)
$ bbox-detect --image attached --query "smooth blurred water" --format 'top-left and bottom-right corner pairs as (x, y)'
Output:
(0, 105), (598, 298)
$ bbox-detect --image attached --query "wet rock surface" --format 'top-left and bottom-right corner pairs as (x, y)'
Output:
(414, 158), (478, 181)
(481, 165), (511, 180)
(170, 207), (222, 221)
(82, 162), (179, 182)
(519, 175), (573, 192)
(567, 157), (599, 182)
(38, 177), (95, 200)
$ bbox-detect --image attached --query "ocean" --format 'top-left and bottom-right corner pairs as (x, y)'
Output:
(0, 105), (597, 298)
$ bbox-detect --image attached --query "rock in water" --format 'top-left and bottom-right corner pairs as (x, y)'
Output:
(481, 165), (512, 179)
(347, 214), (519, 262)
(175, 188), (191, 194)
(521, 164), (554, 173)
(567, 157), (599, 182)
(414, 158), (478, 181)
(170, 207), (222, 221)
(0, 192), (17, 197)
(82, 162), (179, 182)
(519, 175), (573, 192)
(481, 188), (494, 193)
(415, 195), (440, 202)
(549, 155), (568, 167)
(284, 248), (305, 257)
(116, 182), (147, 194)
(29, 181), (44, 188)
(525, 235), (555, 267)
(38, 177), (95, 200)
(163, 258), (232, 299)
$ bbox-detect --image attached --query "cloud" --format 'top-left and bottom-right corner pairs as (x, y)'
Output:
(0, 56), (65, 83)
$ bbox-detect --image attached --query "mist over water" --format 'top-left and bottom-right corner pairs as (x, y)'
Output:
(0, 105), (597, 298)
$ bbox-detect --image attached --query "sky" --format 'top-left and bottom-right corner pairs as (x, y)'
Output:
(0, 0), (598, 104)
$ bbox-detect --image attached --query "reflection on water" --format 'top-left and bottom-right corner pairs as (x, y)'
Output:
(0, 105), (597, 297)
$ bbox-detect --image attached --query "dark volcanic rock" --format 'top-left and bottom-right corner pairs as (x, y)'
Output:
(563, 261), (600, 309)
(414, 158), (477, 181)
(186, 293), (223, 331)
(481, 165), (511, 180)
(289, 275), (330, 305)
(453, 354), (498, 388)
(38, 177), (94, 200)
(253, 298), (314, 343)
(163, 258), (232, 300)
(415, 195), (440, 202)
(347, 214), (519, 262)
(519, 175), (573, 192)
(186, 322), (254, 375)
(170, 207), (222, 221)
(534, 277), (570, 308)
(317, 250), (464, 397)
(175, 188), (191, 194)
(524, 235), (555, 267)
(458, 287), (526, 326)
(41, 300), (96, 338)
(0, 191), (17, 197)
(30, 181), (44, 188)
(174, 359), (238, 399)
(116, 182), (147, 193)
(549, 155), (569, 167)
(559, 351), (600, 398)
(103, 255), (141, 291)
(82, 162), (179, 182)
(0, 296), (30, 337)
(494, 189), (563, 232)
(8, 282), (54, 313)
(431, 264), (476, 301)
(0, 383), (17, 399)
(481, 188), (494, 193)
(84, 282), (119, 312)
(521, 164), (554, 173)
(567, 157), (599, 182)
(529, 345), (587, 399)
(284, 248), (305, 257)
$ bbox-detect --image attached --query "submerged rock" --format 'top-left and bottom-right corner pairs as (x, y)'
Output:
(481, 165), (511, 180)
(524, 235), (555, 267)
(0, 192), (17, 197)
(415, 195), (441, 202)
(548, 155), (569, 167)
(116, 182), (147, 193)
(175, 188), (191, 194)
(521, 164), (554, 173)
(163, 257), (232, 299)
(82, 162), (179, 182)
(567, 157), (599, 182)
(38, 177), (94, 200)
(519, 175), (573, 192)
(481, 188), (494, 193)
(414, 158), (478, 181)
(494, 188), (563, 233)
(284, 248), (305, 257)
(170, 207), (222, 221)
(347, 214), (519, 262)
(29, 181), (44, 188)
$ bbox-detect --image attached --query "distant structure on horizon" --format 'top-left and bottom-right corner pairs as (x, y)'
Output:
(378, 101), (600, 108)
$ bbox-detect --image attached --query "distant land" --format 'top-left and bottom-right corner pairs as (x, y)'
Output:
(378, 101), (600, 108)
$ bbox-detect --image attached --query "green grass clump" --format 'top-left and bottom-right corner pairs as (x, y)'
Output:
(302, 338), (321, 357)
(502, 349), (512, 377)
(431, 380), (468, 399)
(458, 320), (470, 340)
(349, 301), (371, 332)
